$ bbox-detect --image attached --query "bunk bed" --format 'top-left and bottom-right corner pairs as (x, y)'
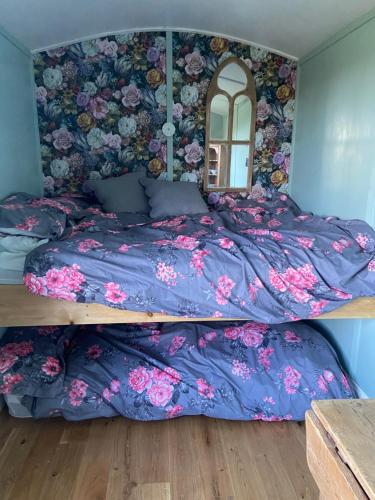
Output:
(1, 189), (375, 327)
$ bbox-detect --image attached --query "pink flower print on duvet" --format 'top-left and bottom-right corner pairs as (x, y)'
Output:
(2, 341), (33, 357)
(269, 264), (318, 304)
(190, 249), (210, 276)
(173, 235), (199, 251)
(200, 215), (214, 225)
(78, 239), (103, 253)
(284, 330), (302, 343)
(219, 238), (234, 249)
(69, 379), (88, 406)
(15, 216), (38, 232)
(104, 282), (127, 304)
(196, 378), (215, 399)
(102, 379), (121, 401)
(147, 380), (173, 407)
(215, 275), (235, 305)
(258, 347), (274, 371)
(368, 260), (375, 272)
(331, 238), (350, 253)
(283, 366), (301, 394)
(198, 330), (217, 348)
(317, 370), (335, 393)
(296, 237), (314, 249)
(0, 373), (23, 394)
(0, 352), (18, 374)
(86, 344), (103, 360)
(168, 336), (186, 356)
(23, 273), (47, 295)
(356, 233), (369, 250)
(128, 366), (152, 393)
(232, 360), (251, 380)
(166, 404), (183, 419)
(41, 356), (61, 376)
(156, 262), (177, 287)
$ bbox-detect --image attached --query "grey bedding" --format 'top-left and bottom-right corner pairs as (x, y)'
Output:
(21, 192), (375, 323)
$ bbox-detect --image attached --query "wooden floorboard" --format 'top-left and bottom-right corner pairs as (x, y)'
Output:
(0, 411), (319, 500)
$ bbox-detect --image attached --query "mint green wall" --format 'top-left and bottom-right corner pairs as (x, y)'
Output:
(0, 27), (42, 200)
(291, 13), (375, 397)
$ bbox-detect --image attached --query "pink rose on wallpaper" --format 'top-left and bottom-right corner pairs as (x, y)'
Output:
(41, 356), (61, 377)
(184, 141), (204, 164)
(147, 380), (173, 407)
(96, 38), (118, 57)
(89, 96), (108, 119)
(173, 102), (183, 120)
(0, 352), (18, 374)
(104, 132), (122, 149)
(184, 51), (206, 76)
(166, 404), (183, 419)
(36, 86), (47, 103)
(52, 127), (73, 151)
(0, 373), (23, 394)
(86, 344), (103, 360)
(196, 378), (214, 399)
(256, 98), (272, 122)
(23, 273), (47, 295)
(121, 84), (142, 108)
(128, 366), (152, 393)
(104, 282), (127, 304)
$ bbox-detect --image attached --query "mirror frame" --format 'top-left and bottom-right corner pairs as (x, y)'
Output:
(204, 57), (256, 192)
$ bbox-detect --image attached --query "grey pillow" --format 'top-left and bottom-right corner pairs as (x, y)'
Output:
(139, 178), (208, 218)
(86, 169), (149, 213)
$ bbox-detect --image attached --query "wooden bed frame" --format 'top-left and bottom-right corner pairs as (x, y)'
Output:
(0, 284), (374, 327)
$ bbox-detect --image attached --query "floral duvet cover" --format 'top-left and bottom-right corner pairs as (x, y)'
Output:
(23, 193), (375, 323)
(1, 321), (355, 421)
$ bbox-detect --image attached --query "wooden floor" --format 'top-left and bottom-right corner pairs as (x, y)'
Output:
(0, 411), (318, 500)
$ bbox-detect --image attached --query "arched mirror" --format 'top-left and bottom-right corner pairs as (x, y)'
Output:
(205, 57), (256, 192)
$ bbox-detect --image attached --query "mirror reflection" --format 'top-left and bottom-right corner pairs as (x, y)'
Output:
(205, 58), (256, 192)
(209, 95), (229, 141)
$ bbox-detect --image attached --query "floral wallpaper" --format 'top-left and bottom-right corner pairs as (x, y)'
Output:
(33, 31), (296, 196)
(34, 32), (167, 195)
(172, 33), (296, 194)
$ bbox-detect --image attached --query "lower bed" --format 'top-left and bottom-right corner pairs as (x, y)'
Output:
(0, 321), (355, 421)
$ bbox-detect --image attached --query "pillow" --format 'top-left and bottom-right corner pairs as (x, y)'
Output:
(139, 178), (209, 218)
(86, 169), (149, 213)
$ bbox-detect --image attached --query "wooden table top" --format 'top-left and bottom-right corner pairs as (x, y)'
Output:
(312, 399), (375, 499)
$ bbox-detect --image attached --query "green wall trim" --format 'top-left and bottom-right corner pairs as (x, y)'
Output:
(287, 62), (301, 197)
(166, 31), (173, 180)
(0, 23), (30, 57)
(300, 6), (375, 66)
